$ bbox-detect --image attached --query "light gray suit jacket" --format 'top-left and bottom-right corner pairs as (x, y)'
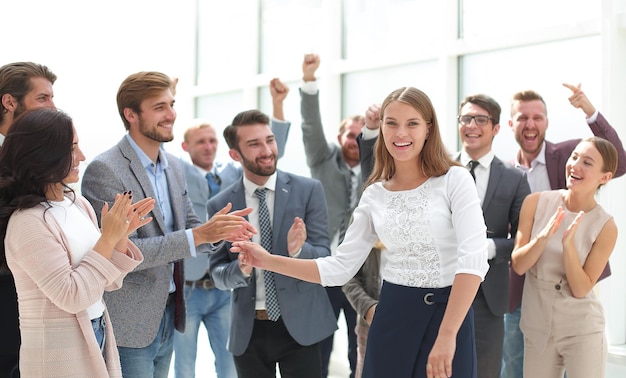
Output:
(301, 90), (358, 242)
(208, 170), (337, 356)
(181, 119), (291, 280)
(81, 136), (208, 348)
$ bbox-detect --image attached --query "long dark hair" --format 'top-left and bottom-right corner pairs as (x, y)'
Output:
(0, 108), (74, 269)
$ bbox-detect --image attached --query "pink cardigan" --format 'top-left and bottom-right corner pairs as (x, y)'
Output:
(5, 195), (143, 377)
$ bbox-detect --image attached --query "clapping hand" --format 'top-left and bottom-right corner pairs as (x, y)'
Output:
(287, 217), (306, 256)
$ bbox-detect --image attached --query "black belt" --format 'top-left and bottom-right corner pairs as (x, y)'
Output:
(185, 276), (215, 289)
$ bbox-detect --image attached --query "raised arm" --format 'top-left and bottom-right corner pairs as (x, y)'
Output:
(269, 78), (292, 159)
(564, 82), (626, 178)
(300, 53), (335, 168)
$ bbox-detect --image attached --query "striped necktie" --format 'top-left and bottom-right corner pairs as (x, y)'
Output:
(254, 187), (281, 321)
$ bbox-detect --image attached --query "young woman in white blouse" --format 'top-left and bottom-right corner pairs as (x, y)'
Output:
(232, 87), (489, 378)
(0, 108), (154, 377)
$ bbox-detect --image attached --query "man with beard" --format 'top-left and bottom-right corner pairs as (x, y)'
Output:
(174, 78), (291, 378)
(0, 61), (56, 378)
(81, 71), (256, 378)
(208, 109), (336, 378)
(501, 84), (626, 378)
(298, 53), (362, 378)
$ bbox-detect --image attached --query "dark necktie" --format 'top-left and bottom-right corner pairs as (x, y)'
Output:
(254, 188), (281, 321)
(468, 160), (479, 182)
(206, 172), (221, 199)
(173, 262), (186, 332)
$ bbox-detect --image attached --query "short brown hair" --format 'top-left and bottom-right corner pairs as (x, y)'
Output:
(459, 94), (501, 126)
(339, 115), (365, 134)
(510, 90), (547, 117)
(116, 71), (174, 131)
(0, 62), (57, 123)
(223, 110), (270, 150)
(183, 120), (214, 143)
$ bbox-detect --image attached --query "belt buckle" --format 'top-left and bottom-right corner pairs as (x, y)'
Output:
(201, 278), (214, 289)
(424, 292), (435, 305)
(255, 310), (270, 320)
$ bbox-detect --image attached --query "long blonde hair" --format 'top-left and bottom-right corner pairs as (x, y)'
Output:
(365, 87), (460, 188)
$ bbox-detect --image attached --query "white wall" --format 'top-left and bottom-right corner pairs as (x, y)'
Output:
(3, 0), (197, 180)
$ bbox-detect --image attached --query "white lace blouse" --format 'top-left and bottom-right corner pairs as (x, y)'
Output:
(316, 166), (489, 288)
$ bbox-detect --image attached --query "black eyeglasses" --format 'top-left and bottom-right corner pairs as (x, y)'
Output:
(458, 115), (492, 126)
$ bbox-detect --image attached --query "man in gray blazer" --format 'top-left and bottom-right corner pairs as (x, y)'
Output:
(81, 71), (255, 378)
(455, 94), (530, 378)
(208, 109), (336, 378)
(174, 78), (291, 378)
(300, 53), (362, 378)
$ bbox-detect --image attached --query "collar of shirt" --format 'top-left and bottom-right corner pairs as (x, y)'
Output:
(461, 149), (494, 204)
(125, 134), (169, 171)
(514, 141), (546, 170)
(193, 164), (211, 177)
(349, 163), (361, 177)
(460, 149), (494, 170)
(242, 172), (277, 198)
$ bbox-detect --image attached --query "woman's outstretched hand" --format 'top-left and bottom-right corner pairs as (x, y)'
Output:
(231, 241), (272, 270)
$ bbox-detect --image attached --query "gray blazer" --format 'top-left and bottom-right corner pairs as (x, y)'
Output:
(81, 136), (207, 348)
(208, 170), (337, 356)
(454, 153), (530, 316)
(181, 119), (291, 280)
(301, 90), (358, 241)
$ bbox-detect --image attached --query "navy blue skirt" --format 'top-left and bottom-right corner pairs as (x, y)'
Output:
(362, 281), (477, 378)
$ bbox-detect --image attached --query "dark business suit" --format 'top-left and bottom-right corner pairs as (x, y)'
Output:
(455, 153), (530, 378)
(208, 170), (336, 377)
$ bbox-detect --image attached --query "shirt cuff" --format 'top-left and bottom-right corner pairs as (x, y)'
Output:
(361, 127), (380, 140)
(185, 229), (197, 257)
(301, 80), (318, 95)
(487, 239), (496, 260)
(586, 110), (599, 123)
(290, 247), (302, 258)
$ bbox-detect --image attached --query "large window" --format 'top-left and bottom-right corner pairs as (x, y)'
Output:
(193, 1), (626, 366)
(459, 35), (603, 162)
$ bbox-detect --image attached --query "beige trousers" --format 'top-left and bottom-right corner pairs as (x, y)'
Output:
(524, 331), (606, 378)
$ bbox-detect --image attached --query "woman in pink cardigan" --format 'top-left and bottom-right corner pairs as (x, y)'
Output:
(0, 108), (154, 377)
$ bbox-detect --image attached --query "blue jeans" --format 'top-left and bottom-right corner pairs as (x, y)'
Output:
(501, 304), (524, 378)
(91, 315), (106, 353)
(174, 286), (235, 378)
(118, 300), (175, 378)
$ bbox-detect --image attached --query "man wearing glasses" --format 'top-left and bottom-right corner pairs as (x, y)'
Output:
(455, 94), (531, 378)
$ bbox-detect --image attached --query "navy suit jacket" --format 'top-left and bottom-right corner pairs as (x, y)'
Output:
(207, 170), (337, 356)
